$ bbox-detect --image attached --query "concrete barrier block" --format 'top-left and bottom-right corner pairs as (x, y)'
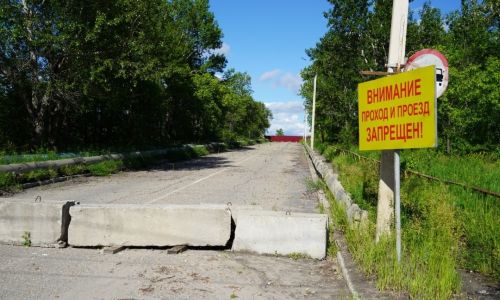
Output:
(324, 171), (338, 182)
(326, 177), (337, 194)
(347, 204), (361, 224)
(68, 204), (231, 247)
(347, 204), (369, 230)
(196, 203), (264, 223)
(232, 210), (328, 259)
(0, 200), (72, 246)
(339, 192), (353, 208)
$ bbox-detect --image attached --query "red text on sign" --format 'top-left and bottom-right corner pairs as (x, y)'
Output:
(366, 122), (423, 143)
(367, 78), (421, 104)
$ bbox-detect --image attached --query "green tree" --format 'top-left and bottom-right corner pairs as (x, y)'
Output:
(0, 0), (270, 150)
(439, 0), (499, 152)
(276, 129), (284, 136)
(301, 0), (370, 145)
(301, 0), (499, 153)
(220, 70), (270, 141)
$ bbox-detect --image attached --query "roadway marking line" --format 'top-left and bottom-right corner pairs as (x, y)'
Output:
(146, 153), (258, 204)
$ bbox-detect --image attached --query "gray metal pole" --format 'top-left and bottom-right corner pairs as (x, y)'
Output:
(311, 74), (317, 150)
(389, 0), (408, 264)
(303, 110), (307, 143)
(395, 150), (401, 262)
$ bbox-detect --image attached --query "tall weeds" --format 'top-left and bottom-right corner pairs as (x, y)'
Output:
(321, 144), (498, 299)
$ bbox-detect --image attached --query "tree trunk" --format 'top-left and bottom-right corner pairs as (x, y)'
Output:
(21, 0), (48, 147)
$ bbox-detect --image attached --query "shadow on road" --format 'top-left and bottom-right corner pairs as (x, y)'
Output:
(138, 146), (256, 172)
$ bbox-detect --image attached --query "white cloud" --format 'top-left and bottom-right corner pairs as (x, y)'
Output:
(265, 101), (306, 136)
(259, 69), (303, 93)
(213, 42), (231, 56)
(259, 69), (281, 81)
(278, 73), (303, 93)
(264, 101), (304, 114)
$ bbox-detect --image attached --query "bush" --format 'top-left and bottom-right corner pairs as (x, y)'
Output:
(87, 160), (123, 176)
(22, 169), (57, 182)
(0, 172), (16, 190)
(60, 164), (86, 176)
(192, 145), (209, 157)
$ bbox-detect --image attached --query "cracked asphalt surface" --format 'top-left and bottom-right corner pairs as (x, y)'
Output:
(0, 143), (352, 299)
(4, 143), (317, 212)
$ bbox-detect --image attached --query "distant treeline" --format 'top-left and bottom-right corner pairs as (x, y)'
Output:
(301, 0), (499, 154)
(0, 0), (271, 151)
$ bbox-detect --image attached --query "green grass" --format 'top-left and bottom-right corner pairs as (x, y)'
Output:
(287, 252), (312, 260)
(87, 160), (124, 176)
(320, 144), (499, 194)
(326, 181), (461, 299)
(59, 164), (87, 176)
(317, 202), (325, 214)
(326, 222), (339, 257)
(0, 172), (16, 191)
(402, 149), (499, 193)
(0, 149), (101, 165)
(22, 168), (58, 181)
(22, 231), (31, 247)
(192, 145), (210, 157)
(0, 143), (229, 166)
(305, 178), (323, 192)
(317, 143), (499, 299)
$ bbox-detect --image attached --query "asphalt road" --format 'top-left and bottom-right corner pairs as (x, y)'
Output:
(1, 143), (356, 299)
(3, 143), (318, 212)
(0, 245), (350, 300)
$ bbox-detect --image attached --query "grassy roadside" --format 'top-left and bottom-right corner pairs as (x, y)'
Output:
(316, 144), (499, 299)
(0, 149), (102, 165)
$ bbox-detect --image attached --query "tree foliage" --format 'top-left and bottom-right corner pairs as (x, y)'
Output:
(0, 0), (270, 151)
(302, 0), (499, 153)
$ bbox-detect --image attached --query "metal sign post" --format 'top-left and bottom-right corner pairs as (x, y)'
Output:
(311, 74), (317, 150)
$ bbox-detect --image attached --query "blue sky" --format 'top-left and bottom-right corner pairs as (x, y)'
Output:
(210, 0), (462, 135)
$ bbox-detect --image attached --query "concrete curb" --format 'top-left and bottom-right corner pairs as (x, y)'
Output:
(304, 147), (330, 213)
(21, 174), (91, 189)
(304, 145), (368, 229)
(304, 146), (390, 299)
(337, 251), (358, 298)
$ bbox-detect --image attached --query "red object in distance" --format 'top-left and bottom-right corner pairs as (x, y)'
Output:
(266, 136), (304, 143)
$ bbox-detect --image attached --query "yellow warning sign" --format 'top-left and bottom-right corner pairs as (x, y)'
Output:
(358, 65), (437, 151)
